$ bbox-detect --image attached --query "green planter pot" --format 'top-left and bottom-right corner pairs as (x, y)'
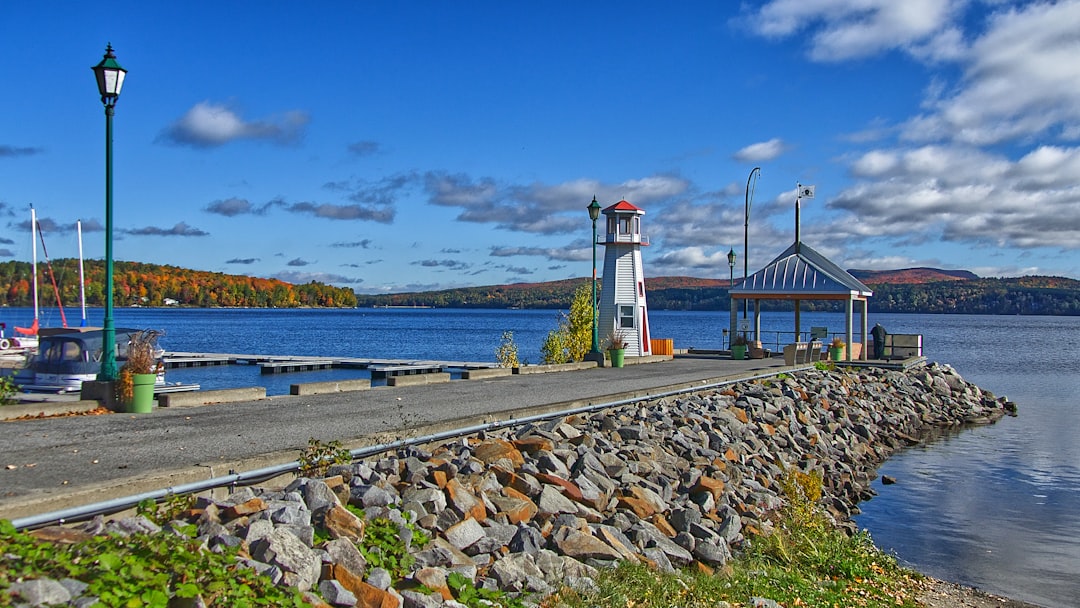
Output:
(830, 346), (844, 361)
(608, 348), (625, 368)
(128, 373), (157, 413)
(732, 344), (747, 360)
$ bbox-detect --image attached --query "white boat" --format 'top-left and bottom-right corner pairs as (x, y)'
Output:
(14, 328), (201, 394)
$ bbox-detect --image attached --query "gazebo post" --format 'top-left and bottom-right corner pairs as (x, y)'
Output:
(794, 301), (801, 342)
(861, 299), (869, 360)
(754, 299), (761, 343)
(729, 298), (738, 349)
(845, 298), (854, 361)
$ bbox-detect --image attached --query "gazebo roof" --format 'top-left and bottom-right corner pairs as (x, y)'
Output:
(731, 241), (873, 300)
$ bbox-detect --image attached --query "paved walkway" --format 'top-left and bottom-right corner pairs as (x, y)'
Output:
(0, 354), (791, 521)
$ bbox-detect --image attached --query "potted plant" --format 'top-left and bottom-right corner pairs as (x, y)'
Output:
(829, 336), (846, 361)
(731, 334), (749, 360)
(117, 329), (163, 413)
(605, 330), (628, 368)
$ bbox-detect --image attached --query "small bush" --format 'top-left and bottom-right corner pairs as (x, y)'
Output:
(298, 438), (352, 478)
(495, 330), (520, 368)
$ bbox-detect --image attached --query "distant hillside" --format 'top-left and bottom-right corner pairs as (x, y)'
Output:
(0, 259), (358, 308)
(354, 271), (1080, 315)
(849, 267), (978, 284)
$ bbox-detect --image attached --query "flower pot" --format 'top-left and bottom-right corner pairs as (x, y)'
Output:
(127, 373), (157, 413)
(608, 348), (625, 368)
(829, 346), (845, 362)
(732, 344), (747, 360)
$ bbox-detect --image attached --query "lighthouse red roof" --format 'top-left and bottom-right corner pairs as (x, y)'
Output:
(604, 200), (642, 212)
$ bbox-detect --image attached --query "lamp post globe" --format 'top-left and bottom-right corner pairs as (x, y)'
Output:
(92, 43), (127, 382)
(588, 196), (602, 354)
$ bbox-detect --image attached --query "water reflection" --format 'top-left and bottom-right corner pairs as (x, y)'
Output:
(855, 314), (1080, 607)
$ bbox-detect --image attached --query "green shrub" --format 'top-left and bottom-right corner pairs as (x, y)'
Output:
(541, 283), (593, 364)
(495, 330), (520, 368)
(298, 438), (351, 478)
(0, 519), (310, 607)
(0, 376), (16, 406)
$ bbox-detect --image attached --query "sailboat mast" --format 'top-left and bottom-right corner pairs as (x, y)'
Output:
(78, 219), (87, 327)
(31, 206), (39, 324)
(36, 215), (68, 328)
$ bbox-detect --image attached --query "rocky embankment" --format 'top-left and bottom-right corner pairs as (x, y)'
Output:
(7, 362), (1016, 607)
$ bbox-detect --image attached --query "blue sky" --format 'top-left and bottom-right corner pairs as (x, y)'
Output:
(2, 1), (1079, 294)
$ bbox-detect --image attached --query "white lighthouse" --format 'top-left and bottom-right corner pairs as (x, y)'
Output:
(597, 200), (652, 357)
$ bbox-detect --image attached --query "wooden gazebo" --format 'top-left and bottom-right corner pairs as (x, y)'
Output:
(729, 240), (873, 361)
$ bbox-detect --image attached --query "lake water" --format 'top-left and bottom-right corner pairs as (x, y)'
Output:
(3, 307), (1078, 605)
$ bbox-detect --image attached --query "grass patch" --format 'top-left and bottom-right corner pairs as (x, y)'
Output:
(544, 470), (922, 608)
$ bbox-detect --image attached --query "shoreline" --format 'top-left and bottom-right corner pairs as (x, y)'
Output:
(3, 361), (1039, 606)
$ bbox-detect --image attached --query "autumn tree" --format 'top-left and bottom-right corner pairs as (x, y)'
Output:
(540, 283), (593, 364)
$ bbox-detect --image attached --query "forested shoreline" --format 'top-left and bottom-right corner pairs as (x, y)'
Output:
(0, 260), (357, 309)
(353, 275), (1080, 315)
(3, 260), (1077, 314)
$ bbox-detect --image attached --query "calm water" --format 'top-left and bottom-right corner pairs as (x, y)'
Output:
(4, 307), (1078, 605)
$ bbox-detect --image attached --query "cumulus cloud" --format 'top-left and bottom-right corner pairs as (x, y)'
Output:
(159, 101), (309, 148)
(651, 246), (736, 271)
(733, 138), (788, 162)
(490, 244), (589, 262)
(331, 240), (373, 249)
(746, 0), (966, 61)
(832, 143), (1080, 249)
(226, 257), (259, 264)
(348, 141), (382, 156)
(412, 259), (472, 271)
(0, 145), (43, 158)
(274, 270), (364, 285)
(125, 222), (209, 237)
(206, 197), (275, 216)
(287, 258), (313, 267)
(423, 172), (689, 235)
(904, 2), (1080, 145)
(0, 248), (12, 257)
(287, 201), (395, 223)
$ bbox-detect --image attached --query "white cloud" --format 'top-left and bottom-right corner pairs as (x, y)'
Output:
(160, 101), (309, 148)
(904, 1), (1080, 145)
(423, 172), (689, 235)
(747, 0), (966, 61)
(651, 246), (734, 270)
(733, 138), (788, 162)
(832, 143), (1080, 249)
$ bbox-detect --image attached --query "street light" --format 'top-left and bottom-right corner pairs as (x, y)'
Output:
(588, 196), (602, 354)
(92, 43), (127, 382)
(727, 247), (736, 288)
(744, 167), (760, 319)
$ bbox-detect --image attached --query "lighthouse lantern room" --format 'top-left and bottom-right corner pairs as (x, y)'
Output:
(597, 200), (651, 357)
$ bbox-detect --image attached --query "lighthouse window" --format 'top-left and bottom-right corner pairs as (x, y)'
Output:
(620, 217), (632, 234)
(619, 305), (635, 328)
(607, 217), (617, 234)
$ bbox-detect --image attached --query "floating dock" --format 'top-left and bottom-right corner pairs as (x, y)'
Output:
(162, 352), (500, 376)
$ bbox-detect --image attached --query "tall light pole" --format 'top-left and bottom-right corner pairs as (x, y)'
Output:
(744, 167), (760, 319)
(588, 196), (602, 354)
(92, 43), (127, 382)
(727, 248), (736, 288)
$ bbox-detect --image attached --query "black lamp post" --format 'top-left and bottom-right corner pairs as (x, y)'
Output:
(744, 167), (760, 319)
(588, 196), (602, 354)
(92, 43), (127, 382)
(727, 248), (736, 288)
